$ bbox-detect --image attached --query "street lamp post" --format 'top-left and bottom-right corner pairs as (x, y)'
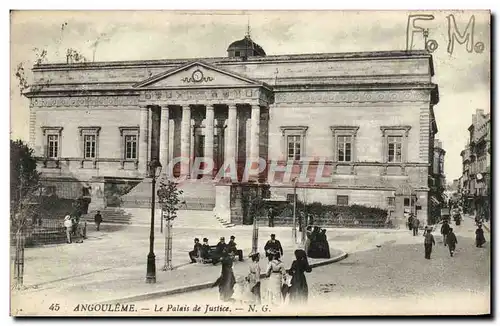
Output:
(146, 160), (162, 284)
(292, 178), (298, 244)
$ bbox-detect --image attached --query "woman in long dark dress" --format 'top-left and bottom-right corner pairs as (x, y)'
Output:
(287, 249), (312, 304)
(213, 250), (236, 301)
(475, 225), (486, 248)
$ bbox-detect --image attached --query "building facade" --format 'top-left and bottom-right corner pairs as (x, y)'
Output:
(26, 35), (440, 227)
(429, 138), (446, 221)
(459, 109), (491, 219)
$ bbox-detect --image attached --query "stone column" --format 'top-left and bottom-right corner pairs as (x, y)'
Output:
(205, 105), (215, 174)
(139, 106), (149, 176)
(250, 105), (261, 164)
(180, 105), (191, 177)
(226, 104), (237, 160)
(159, 106), (170, 175)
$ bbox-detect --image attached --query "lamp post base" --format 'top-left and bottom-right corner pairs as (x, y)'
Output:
(145, 253), (156, 284)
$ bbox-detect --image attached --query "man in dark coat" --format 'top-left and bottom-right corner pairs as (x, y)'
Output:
(264, 234), (283, 258)
(268, 208), (275, 227)
(446, 228), (458, 257)
(227, 235), (243, 261)
(440, 220), (451, 246)
(411, 216), (420, 236)
(424, 226), (436, 259)
(94, 210), (103, 231)
(189, 238), (203, 263)
(213, 237), (227, 265)
(201, 238), (210, 261)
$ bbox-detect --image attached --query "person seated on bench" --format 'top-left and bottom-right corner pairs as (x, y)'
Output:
(201, 238), (210, 262)
(189, 238), (203, 263)
(212, 237), (227, 265)
(227, 235), (243, 262)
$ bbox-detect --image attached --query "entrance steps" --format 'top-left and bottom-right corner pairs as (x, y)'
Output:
(121, 208), (223, 229)
(120, 178), (216, 211)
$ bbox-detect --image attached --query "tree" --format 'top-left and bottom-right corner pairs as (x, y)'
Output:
(156, 179), (184, 270)
(11, 140), (41, 222)
(10, 140), (41, 290)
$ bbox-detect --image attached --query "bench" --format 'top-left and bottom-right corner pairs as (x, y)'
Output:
(195, 245), (241, 264)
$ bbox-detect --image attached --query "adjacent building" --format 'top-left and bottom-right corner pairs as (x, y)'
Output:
(459, 109), (491, 219)
(429, 138), (446, 220)
(25, 34), (440, 227)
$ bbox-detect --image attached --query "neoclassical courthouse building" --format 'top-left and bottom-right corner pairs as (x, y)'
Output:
(26, 34), (440, 226)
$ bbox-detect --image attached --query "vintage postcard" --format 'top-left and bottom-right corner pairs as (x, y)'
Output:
(9, 10), (491, 316)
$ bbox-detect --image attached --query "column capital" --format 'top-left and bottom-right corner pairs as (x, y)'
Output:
(228, 104), (237, 110)
(251, 104), (261, 109)
(206, 104), (215, 110)
(161, 105), (169, 112)
(182, 105), (191, 111)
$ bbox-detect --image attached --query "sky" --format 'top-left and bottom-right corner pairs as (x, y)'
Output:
(9, 10), (490, 181)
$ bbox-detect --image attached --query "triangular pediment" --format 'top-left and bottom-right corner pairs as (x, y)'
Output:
(134, 61), (265, 88)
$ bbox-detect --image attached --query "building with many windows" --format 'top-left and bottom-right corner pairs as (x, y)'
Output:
(459, 109), (491, 219)
(25, 34), (440, 227)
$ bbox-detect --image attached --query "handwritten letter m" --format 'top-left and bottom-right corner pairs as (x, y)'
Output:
(447, 14), (476, 54)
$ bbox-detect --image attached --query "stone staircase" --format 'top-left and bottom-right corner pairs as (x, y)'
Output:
(83, 208), (134, 225)
(120, 178), (216, 211)
(120, 208), (224, 229)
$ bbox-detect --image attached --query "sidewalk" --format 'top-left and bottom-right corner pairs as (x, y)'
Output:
(10, 224), (430, 315)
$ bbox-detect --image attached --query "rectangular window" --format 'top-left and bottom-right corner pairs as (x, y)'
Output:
(404, 198), (410, 206)
(84, 135), (96, 159)
(287, 135), (301, 160)
(125, 135), (138, 159)
(337, 136), (352, 162)
(47, 135), (59, 158)
(337, 195), (349, 206)
(387, 136), (402, 163)
(387, 197), (395, 207)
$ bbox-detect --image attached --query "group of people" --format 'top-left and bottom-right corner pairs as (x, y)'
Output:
(407, 213), (421, 236)
(63, 210), (103, 244)
(63, 214), (87, 244)
(305, 226), (331, 259)
(422, 212), (487, 260)
(188, 236), (244, 264)
(213, 240), (312, 306)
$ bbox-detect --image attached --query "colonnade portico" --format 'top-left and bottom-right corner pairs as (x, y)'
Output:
(138, 102), (264, 179)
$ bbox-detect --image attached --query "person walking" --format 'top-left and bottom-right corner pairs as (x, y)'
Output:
(94, 211), (103, 231)
(268, 207), (275, 227)
(407, 212), (414, 231)
(446, 228), (458, 257)
(247, 252), (262, 304)
(265, 250), (286, 306)
(264, 234), (283, 259)
(475, 224), (486, 248)
(212, 250), (236, 302)
(424, 226), (436, 259)
(63, 215), (73, 244)
(287, 249), (312, 304)
(440, 220), (451, 246)
(412, 216), (420, 236)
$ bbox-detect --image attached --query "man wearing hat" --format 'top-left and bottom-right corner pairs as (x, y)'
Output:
(213, 237), (227, 265)
(201, 238), (210, 262)
(227, 235), (243, 262)
(264, 234), (283, 258)
(63, 214), (72, 244)
(189, 238), (203, 263)
(423, 226), (436, 259)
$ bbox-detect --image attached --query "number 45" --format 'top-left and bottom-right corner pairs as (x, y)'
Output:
(49, 303), (60, 311)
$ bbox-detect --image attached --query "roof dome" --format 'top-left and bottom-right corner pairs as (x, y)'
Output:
(227, 35), (266, 58)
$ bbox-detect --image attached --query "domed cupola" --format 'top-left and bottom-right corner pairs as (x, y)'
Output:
(227, 34), (266, 58)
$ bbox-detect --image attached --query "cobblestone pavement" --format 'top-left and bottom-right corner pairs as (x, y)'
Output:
(131, 216), (490, 316)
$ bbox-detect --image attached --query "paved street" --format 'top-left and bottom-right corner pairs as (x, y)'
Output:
(131, 215), (490, 316)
